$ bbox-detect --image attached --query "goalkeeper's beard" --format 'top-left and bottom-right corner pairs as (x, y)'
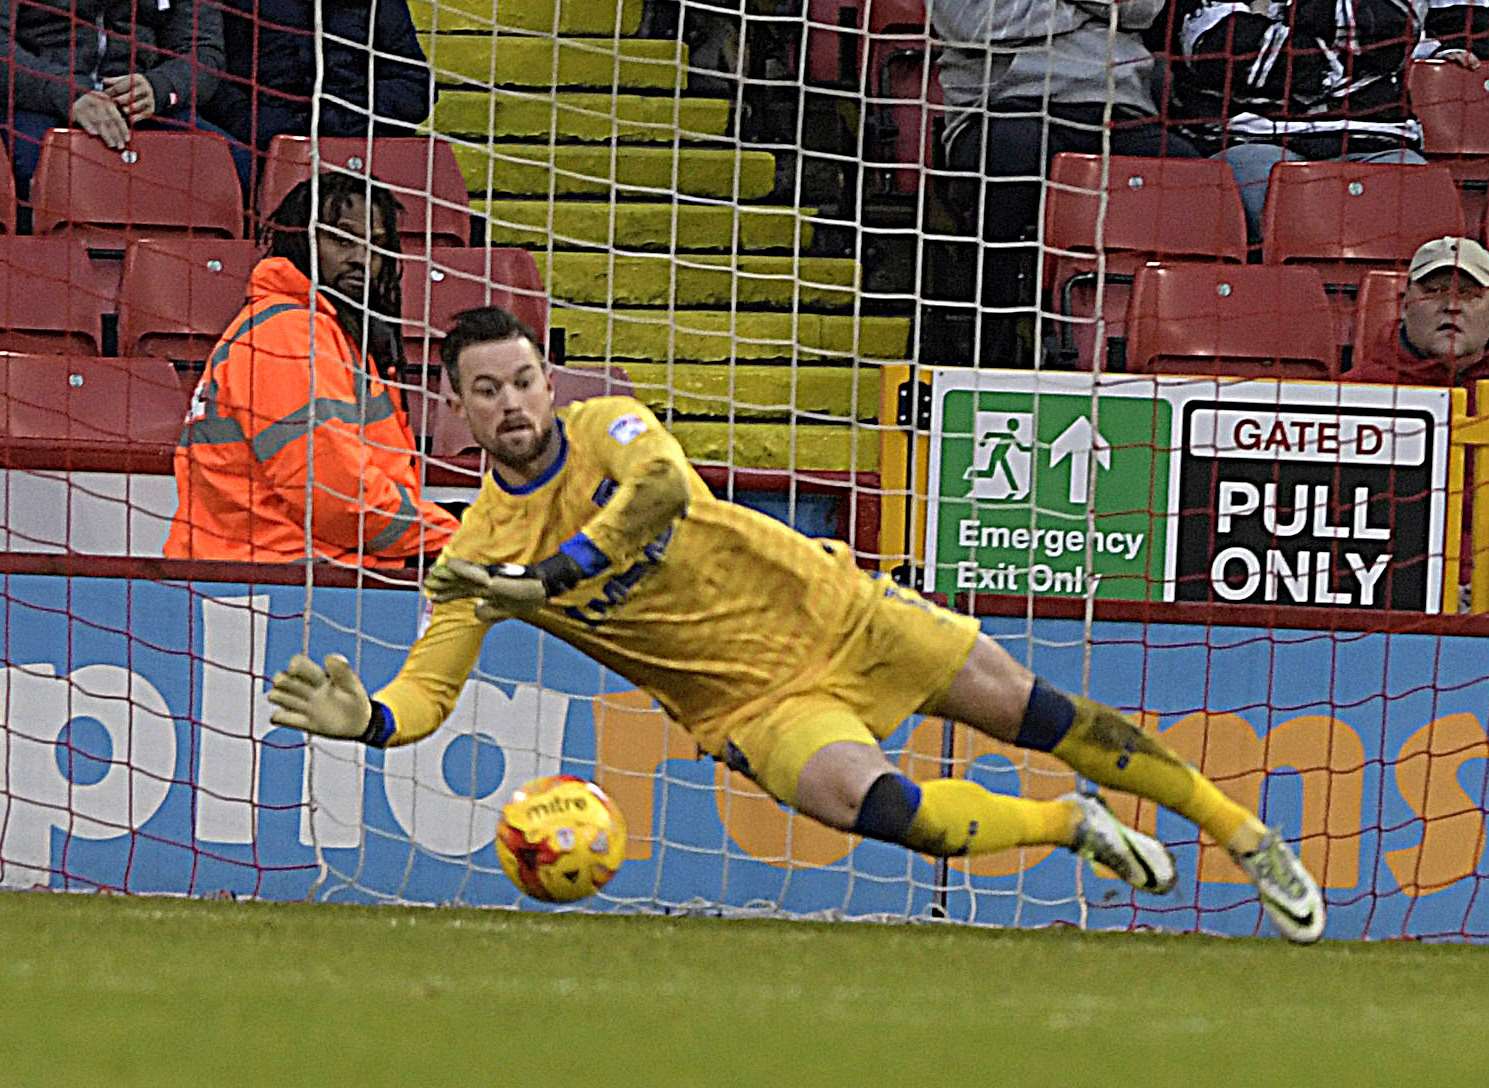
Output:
(490, 418), (556, 469)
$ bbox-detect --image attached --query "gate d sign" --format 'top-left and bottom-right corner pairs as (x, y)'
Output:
(1175, 403), (1442, 611)
(925, 372), (1173, 602)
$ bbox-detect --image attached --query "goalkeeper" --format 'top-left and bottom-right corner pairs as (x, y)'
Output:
(268, 306), (1325, 943)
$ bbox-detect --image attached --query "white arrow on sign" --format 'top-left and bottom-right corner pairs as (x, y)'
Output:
(1048, 417), (1112, 505)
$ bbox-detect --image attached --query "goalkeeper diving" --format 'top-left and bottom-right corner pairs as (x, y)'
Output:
(268, 306), (1326, 942)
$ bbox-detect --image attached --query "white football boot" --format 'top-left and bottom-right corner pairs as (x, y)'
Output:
(1231, 830), (1326, 943)
(1065, 791), (1177, 895)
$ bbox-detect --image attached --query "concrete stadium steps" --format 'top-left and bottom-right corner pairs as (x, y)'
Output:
(434, 91), (730, 143)
(451, 143), (777, 199)
(572, 361), (882, 420)
(669, 422), (878, 471)
(542, 252), (859, 307)
(554, 308), (909, 361)
(479, 200), (813, 251)
(421, 35), (683, 90)
(411, 5), (879, 477)
(408, 0), (643, 35)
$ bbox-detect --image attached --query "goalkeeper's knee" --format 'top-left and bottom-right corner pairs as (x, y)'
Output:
(852, 772), (923, 845)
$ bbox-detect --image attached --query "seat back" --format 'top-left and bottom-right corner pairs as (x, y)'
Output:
(400, 246), (548, 367)
(255, 136), (470, 246)
(805, 0), (862, 85)
(1261, 161), (1464, 266)
(117, 239), (261, 363)
(0, 355), (187, 444)
(0, 236), (111, 354)
(1410, 59), (1489, 156)
(862, 0), (941, 195)
(1125, 264), (1339, 378)
(0, 142), (15, 235)
(1047, 153), (1249, 266)
(1350, 270), (1410, 374)
(1045, 154), (1248, 367)
(868, 47), (945, 196)
(553, 364), (635, 406)
(31, 129), (243, 246)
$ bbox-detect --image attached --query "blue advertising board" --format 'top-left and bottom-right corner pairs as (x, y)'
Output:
(1, 574), (1485, 941)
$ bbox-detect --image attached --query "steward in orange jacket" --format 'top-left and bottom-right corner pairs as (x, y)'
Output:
(165, 255), (458, 567)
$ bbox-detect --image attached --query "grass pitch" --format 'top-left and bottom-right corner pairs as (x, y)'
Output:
(3, 892), (1486, 1087)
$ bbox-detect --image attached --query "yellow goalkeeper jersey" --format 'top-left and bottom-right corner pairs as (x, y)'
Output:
(375, 396), (879, 753)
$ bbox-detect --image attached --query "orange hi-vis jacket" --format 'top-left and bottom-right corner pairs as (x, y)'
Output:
(164, 257), (458, 567)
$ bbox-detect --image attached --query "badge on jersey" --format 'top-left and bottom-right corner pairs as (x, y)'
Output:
(607, 414), (647, 446)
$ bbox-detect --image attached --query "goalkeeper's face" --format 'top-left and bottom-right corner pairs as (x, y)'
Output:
(452, 336), (557, 469)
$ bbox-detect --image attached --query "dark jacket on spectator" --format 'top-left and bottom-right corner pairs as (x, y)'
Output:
(1174, 0), (1421, 155)
(0, 0), (224, 121)
(1425, 0), (1489, 57)
(205, 0), (434, 149)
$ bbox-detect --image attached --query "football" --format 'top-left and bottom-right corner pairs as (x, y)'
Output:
(496, 775), (627, 903)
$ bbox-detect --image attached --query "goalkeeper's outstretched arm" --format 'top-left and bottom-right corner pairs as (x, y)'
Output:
(267, 596), (492, 747)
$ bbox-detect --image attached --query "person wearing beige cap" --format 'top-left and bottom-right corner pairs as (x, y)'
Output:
(1351, 235), (1489, 602)
(1352, 236), (1489, 386)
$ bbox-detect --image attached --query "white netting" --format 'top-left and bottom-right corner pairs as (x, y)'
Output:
(0, 0), (1486, 941)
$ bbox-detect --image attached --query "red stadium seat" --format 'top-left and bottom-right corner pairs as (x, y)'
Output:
(1044, 154), (1248, 368)
(862, 0), (943, 195)
(0, 355), (187, 444)
(805, 0), (862, 85)
(0, 142), (16, 235)
(553, 364), (635, 406)
(399, 246), (548, 367)
(867, 46), (945, 196)
(1409, 59), (1489, 225)
(0, 236), (111, 354)
(117, 239), (261, 363)
(1410, 60), (1489, 156)
(1261, 161), (1463, 268)
(256, 136), (470, 246)
(1124, 263), (1338, 378)
(30, 129), (243, 247)
(1261, 161), (1463, 345)
(1349, 270), (1411, 377)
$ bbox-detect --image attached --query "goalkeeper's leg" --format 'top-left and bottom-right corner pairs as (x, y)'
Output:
(926, 635), (1326, 941)
(926, 636), (1267, 855)
(728, 705), (1174, 892)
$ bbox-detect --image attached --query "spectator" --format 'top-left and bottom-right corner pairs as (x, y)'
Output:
(1351, 235), (1489, 602)
(932, 0), (1199, 367)
(1172, 0), (1462, 241)
(204, 0), (435, 154)
(0, 0), (249, 196)
(1352, 236), (1489, 384)
(165, 172), (458, 568)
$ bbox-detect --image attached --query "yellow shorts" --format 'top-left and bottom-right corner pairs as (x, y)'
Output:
(719, 576), (980, 806)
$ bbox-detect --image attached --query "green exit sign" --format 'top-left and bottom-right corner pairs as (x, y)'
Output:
(925, 373), (1173, 601)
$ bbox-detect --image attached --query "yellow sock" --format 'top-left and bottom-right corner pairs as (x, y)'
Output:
(904, 779), (1079, 857)
(1054, 696), (1261, 851)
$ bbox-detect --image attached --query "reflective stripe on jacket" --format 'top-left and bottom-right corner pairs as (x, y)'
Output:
(164, 256), (458, 567)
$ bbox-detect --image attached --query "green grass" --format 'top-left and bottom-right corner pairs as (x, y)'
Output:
(5, 892), (1488, 1087)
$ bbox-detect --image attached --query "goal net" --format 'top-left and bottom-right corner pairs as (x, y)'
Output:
(0, 0), (1486, 941)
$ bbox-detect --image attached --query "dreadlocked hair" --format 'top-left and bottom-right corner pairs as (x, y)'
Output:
(260, 172), (407, 380)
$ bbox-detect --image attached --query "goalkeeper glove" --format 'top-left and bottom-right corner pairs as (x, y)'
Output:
(422, 554), (585, 612)
(267, 653), (379, 742)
